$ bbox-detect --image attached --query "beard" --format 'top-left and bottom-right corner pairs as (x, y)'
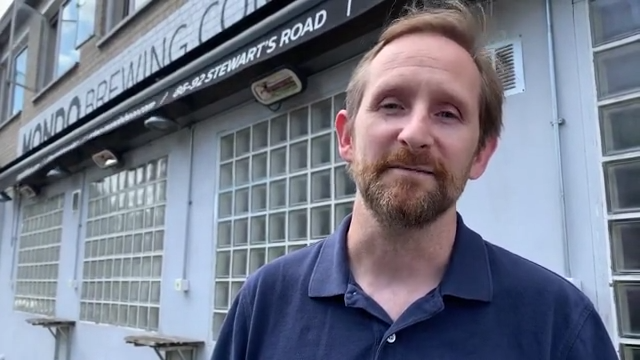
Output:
(349, 146), (470, 230)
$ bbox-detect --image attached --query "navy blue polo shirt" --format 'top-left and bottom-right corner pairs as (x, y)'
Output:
(212, 214), (618, 360)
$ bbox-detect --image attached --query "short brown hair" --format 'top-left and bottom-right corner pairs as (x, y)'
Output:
(345, 0), (504, 148)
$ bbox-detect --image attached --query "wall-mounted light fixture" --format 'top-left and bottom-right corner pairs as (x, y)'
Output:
(92, 149), (121, 169)
(250, 68), (305, 106)
(144, 115), (180, 132)
(17, 184), (39, 199)
(46, 166), (69, 179)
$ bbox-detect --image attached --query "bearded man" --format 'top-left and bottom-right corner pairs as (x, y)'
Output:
(211, 1), (618, 359)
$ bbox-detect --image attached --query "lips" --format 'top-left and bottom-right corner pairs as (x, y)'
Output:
(388, 166), (434, 175)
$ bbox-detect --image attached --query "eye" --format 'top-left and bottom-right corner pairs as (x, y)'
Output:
(379, 99), (404, 113)
(435, 110), (460, 120)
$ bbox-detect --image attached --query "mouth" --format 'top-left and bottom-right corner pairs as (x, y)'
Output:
(388, 166), (434, 176)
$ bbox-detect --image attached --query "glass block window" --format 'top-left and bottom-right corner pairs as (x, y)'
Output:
(14, 194), (65, 315)
(589, 0), (640, 356)
(211, 92), (357, 338)
(79, 157), (168, 330)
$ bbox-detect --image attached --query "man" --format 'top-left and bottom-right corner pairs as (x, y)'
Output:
(212, 1), (618, 359)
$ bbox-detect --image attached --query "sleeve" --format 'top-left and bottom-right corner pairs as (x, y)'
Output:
(210, 289), (251, 360)
(563, 306), (618, 360)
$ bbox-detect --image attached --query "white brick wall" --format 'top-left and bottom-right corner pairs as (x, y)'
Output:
(17, 0), (269, 155)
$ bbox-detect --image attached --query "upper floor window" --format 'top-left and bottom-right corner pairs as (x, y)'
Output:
(105, 0), (152, 32)
(39, 0), (95, 88)
(0, 46), (28, 125)
(0, 64), (6, 121)
(11, 48), (28, 116)
(76, 0), (97, 46)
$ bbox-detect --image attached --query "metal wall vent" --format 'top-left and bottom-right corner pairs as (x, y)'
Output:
(487, 39), (525, 97)
(71, 190), (81, 212)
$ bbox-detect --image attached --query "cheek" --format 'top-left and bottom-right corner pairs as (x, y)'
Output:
(355, 125), (395, 155)
(352, 129), (372, 156)
(437, 139), (478, 172)
(353, 142), (370, 163)
(354, 138), (386, 164)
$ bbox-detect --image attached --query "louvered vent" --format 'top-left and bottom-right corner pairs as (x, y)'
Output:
(487, 39), (525, 97)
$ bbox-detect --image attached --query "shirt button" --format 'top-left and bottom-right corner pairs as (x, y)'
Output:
(386, 334), (396, 343)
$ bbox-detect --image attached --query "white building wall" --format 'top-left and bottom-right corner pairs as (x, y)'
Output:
(458, 0), (613, 327)
(0, 0), (620, 359)
(459, 0), (616, 343)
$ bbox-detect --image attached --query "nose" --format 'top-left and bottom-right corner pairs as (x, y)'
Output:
(396, 110), (434, 152)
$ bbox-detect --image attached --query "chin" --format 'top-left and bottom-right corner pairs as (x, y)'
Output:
(386, 186), (433, 204)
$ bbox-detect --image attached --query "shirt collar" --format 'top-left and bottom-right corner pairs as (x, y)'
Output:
(308, 212), (493, 302)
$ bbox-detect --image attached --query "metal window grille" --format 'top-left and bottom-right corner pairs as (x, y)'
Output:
(79, 156), (168, 330)
(211, 92), (357, 338)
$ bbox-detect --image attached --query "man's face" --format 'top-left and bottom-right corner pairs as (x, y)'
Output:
(336, 33), (497, 229)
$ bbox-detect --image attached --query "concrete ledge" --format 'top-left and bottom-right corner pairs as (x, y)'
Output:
(25, 317), (75, 328)
(124, 333), (203, 352)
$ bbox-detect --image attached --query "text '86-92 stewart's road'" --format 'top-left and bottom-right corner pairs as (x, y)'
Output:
(169, 0), (377, 101)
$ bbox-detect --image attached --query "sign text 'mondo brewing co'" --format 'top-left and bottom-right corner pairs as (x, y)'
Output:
(18, 0), (270, 156)
(16, 5), (334, 180)
(9, 0), (382, 186)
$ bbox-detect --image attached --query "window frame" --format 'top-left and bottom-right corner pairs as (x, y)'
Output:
(78, 136), (177, 331)
(210, 90), (355, 340)
(74, 0), (97, 48)
(104, 0), (152, 34)
(10, 46), (28, 118)
(0, 35), (28, 126)
(39, 0), (96, 89)
(39, 13), (63, 89)
(12, 187), (68, 317)
(0, 57), (9, 125)
(587, 0), (640, 355)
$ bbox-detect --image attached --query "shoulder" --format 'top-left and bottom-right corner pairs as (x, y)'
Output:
(484, 242), (616, 359)
(485, 241), (588, 306)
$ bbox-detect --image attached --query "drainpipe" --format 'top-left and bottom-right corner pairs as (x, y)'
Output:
(72, 172), (87, 287)
(0, 201), (4, 260)
(544, 0), (573, 282)
(9, 195), (22, 290)
(180, 127), (196, 282)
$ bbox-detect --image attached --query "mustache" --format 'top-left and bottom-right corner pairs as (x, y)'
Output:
(365, 147), (450, 180)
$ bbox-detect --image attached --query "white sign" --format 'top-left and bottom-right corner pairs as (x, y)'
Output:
(18, 0), (269, 155)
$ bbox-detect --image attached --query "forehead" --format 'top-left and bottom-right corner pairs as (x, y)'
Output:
(365, 33), (481, 103)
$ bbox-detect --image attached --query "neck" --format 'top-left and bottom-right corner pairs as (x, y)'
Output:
(346, 196), (458, 291)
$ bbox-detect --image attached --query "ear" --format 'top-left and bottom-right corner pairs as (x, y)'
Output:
(335, 109), (354, 164)
(468, 136), (498, 180)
